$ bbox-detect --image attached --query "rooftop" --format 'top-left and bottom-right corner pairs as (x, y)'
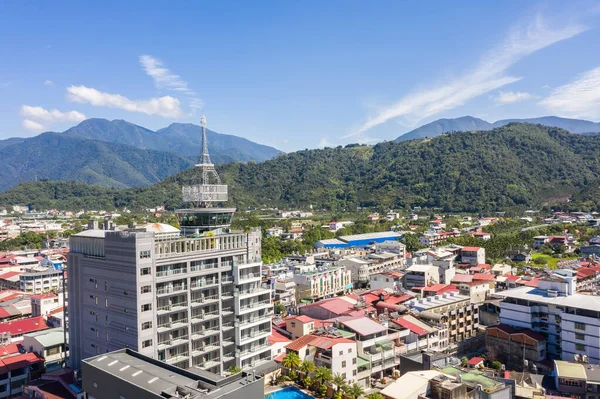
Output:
(340, 317), (387, 336)
(24, 327), (64, 347)
(554, 360), (587, 380)
(497, 286), (600, 312)
(0, 316), (49, 335)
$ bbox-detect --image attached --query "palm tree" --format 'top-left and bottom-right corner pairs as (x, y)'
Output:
(313, 366), (333, 387)
(228, 366), (242, 375)
(299, 359), (315, 375)
(367, 393), (384, 399)
(282, 352), (301, 370)
(344, 383), (365, 399)
(332, 373), (347, 392)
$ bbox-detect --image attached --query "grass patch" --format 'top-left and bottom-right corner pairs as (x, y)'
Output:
(531, 253), (578, 270)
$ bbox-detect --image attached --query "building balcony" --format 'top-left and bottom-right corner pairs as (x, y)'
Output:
(222, 322), (234, 331)
(223, 353), (235, 362)
(238, 344), (270, 360)
(195, 357), (221, 370)
(221, 276), (234, 284)
(238, 287), (271, 299)
(238, 315), (272, 330)
(190, 263), (219, 273)
(157, 319), (189, 332)
(240, 330), (270, 345)
(156, 285), (187, 297)
(222, 307), (234, 316)
(165, 352), (189, 365)
(191, 326), (220, 339)
(239, 299), (271, 314)
(238, 273), (262, 284)
(157, 302), (188, 315)
(156, 268), (188, 279)
(190, 279), (219, 290)
(191, 310), (220, 323)
(191, 295), (220, 306)
(192, 342), (220, 357)
(157, 335), (189, 349)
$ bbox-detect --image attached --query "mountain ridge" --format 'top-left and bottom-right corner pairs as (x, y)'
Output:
(0, 119), (282, 192)
(396, 116), (600, 141)
(3, 123), (600, 213)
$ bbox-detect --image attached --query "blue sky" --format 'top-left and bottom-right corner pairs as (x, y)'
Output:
(1, 1), (600, 151)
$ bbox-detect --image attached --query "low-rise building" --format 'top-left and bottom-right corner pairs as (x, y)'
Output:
(82, 348), (265, 399)
(292, 265), (352, 301)
(370, 272), (405, 291)
(22, 327), (66, 372)
(19, 270), (63, 294)
(31, 292), (62, 317)
(274, 280), (296, 306)
(486, 324), (546, 372)
(404, 265), (440, 289)
(460, 247), (485, 266)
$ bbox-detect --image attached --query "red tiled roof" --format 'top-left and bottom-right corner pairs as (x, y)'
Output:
(0, 271), (22, 279)
(1, 352), (43, 370)
(382, 294), (414, 305)
(285, 335), (319, 351)
(461, 247), (481, 252)
(0, 316), (49, 335)
(48, 307), (64, 316)
(487, 324), (545, 342)
(0, 308), (11, 319)
(422, 284), (458, 295)
(0, 343), (19, 357)
(274, 353), (286, 363)
(300, 298), (352, 315)
(504, 275), (519, 281)
(577, 268), (597, 279)
(451, 274), (473, 283)
(269, 328), (291, 342)
(310, 336), (355, 350)
(286, 315), (314, 324)
(468, 357), (485, 365)
(31, 293), (57, 300)
(472, 273), (496, 281)
(521, 277), (540, 287)
(393, 317), (429, 336)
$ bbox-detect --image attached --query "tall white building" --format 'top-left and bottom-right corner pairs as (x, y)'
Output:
(67, 116), (272, 374)
(497, 272), (600, 363)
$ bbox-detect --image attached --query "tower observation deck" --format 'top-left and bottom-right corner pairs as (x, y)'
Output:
(177, 115), (236, 235)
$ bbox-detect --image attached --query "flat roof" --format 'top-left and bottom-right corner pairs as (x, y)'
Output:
(406, 264), (439, 273)
(405, 293), (471, 311)
(554, 360), (587, 380)
(497, 286), (600, 312)
(341, 317), (387, 336)
(338, 231), (402, 242)
(73, 230), (106, 238)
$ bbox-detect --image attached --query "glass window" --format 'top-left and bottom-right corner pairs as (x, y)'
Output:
(141, 286), (151, 294)
(140, 268), (151, 276)
(142, 339), (152, 348)
(141, 304), (152, 312)
(142, 321), (152, 330)
(140, 250), (151, 259)
(576, 343), (586, 351)
(575, 322), (586, 331)
(576, 333), (585, 340)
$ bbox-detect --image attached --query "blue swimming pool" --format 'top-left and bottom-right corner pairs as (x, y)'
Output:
(267, 387), (315, 399)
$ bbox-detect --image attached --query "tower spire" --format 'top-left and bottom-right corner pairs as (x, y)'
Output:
(196, 115), (221, 186)
(200, 115), (212, 166)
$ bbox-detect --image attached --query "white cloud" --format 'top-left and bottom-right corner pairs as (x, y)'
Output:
(22, 119), (46, 132)
(21, 105), (86, 123)
(494, 91), (536, 104)
(539, 66), (600, 119)
(44, 80), (55, 86)
(348, 15), (587, 138)
(66, 85), (182, 117)
(140, 55), (203, 110)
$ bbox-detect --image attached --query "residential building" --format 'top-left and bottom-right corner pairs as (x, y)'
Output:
(0, 316), (50, 342)
(485, 324), (546, 372)
(19, 270), (63, 294)
(268, 329), (291, 360)
(68, 116), (272, 373)
(292, 264), (352, 301)
(456, 281), (490, 304)
(497, 273), (600, 363)
(391, 314), (447, 353)
(274, 280), (296, 306)
(404, 265), (440, 289)
(533, 236), (549, 250)
(460, 247), (485, 266)
(553, 359), (600, 399)
(286, 315), (316, 339)
(370, 271), (405, 291)
(284, 333), (358, 383)
(31, 292), (62, 317)
(265, 227), (283, 237)
(403, 292), (479, 344)
(22, 327), (66, 372)
(21, 368), (83, 399)
(82, 348), (265, 399)
(0, 352), (44, 398)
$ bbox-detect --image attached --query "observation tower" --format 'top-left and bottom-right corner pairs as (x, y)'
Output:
(176, 115), (236, 235)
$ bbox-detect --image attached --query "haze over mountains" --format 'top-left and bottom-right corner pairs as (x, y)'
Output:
(0, 119), (281, 192)
(396, 116), (600, 141)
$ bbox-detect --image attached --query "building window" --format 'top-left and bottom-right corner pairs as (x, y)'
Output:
(105, 298), (108, 308)
(305, 348), (309, 356)
(140, 268), (151, 276)
(141, 286), (151, 294)
(142, 339), (152, 348)
(576, 343), (586, 351)
(140, 250), (151, 259)
(141, 304), (152, 312)
(353, 369), (357, 376)
(348, 348), (352, 353)
(575, 322), (586, 331)
(291, 322), (296, 328)
(576, 333), (585, 340)
(339, 351), (343, 355)
(342, 361), (346, 368)
(142, 321), (152, 330)
(353, 358), (356, 364)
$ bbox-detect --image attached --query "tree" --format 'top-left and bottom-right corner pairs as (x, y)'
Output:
(491, 360), (503, 371)
(313, 366), (333, 386)
(302, 376), (312, 389)
(274, 302), (286, 315)
(300, 360), (315, 375)
(367, 393), (385, 399)
(282, 352), (301, 370)
(401, 233), (422, 253)
(460, 356), (468, 367)
(228, 366), (242, 375)
(344, 383), (365, 399)
(332, 373), (347, 392)
(333, 392), (343, 399)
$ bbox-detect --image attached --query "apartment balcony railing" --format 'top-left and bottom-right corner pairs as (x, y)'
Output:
(190, 279), (219, 289)
(239, 343), (270, 356)
(239, 315), (271, 327)
(191, 310), (219, 322)
(156, 268), (187, 278)
(191, 295), (220, 305)
(157, 335), (189, 348)
(156, 285), (187, 295)
(165, 352), (189, 364)
(157, 302), (188, 314)
(157, 319), (189, 331)
(221, 276), (233, 284)
(190, 263), (219, 272)
(240, 299), (271, 311)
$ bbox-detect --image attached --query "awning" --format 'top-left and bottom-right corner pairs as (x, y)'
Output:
(357, 356), (370, 368)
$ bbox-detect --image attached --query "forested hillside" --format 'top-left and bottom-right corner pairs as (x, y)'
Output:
(3, 124), (600, 212)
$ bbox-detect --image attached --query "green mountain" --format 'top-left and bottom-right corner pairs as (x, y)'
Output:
(396, 116), (600, 141)
(3, 123), (600, 212)
(62, 118), (282, 163)
(0, 133), (194, 192)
